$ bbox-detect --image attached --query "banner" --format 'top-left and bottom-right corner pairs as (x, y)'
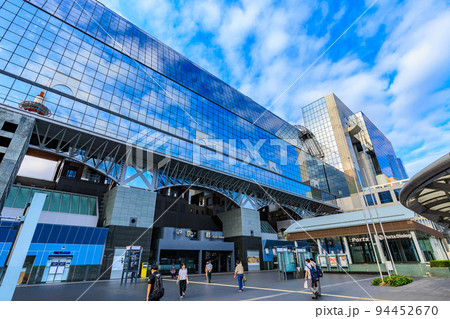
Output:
(338, 255), (348, 267)
(329, 255), (338, 267)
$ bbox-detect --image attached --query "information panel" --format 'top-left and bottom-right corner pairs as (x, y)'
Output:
(328, 255), (338, 267)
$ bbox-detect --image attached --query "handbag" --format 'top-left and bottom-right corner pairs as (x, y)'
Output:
(243, 275), (247, 282)
(304, 280), (308, 289)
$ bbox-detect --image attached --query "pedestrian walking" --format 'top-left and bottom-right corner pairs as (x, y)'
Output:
(177, 263), (189, 299)
(146, 265), (164, 301)
(170, 265), (177, 279)
(205, 260), (213, 283)
(234, 260), (245, 292)
(310, 258), (323, 297)
(304, 259), (319, 299)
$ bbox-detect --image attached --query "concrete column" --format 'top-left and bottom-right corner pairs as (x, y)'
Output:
(103, 186), (157, 228)
(374, 235), (387, 263)
(342, 236), (353, 264)
(218, 208), (261, 238)
(198, 250), (202, 274)
(316, 239), (323, 254)
(410, 231), (426, 263)
(0, 110), (35, 212)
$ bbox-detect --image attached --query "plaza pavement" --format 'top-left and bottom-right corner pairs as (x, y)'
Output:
(12, 270), (450, 301)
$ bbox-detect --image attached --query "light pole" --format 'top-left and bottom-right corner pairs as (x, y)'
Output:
(361, 168), (398, 275)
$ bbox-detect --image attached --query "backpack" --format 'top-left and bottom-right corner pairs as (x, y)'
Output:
(307, 264), (319, 281)
(151, 273), (165, 299)
(316, 264), (323, 278)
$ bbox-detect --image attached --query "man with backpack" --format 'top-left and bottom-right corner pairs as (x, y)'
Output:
(310, 258), (323, 297)
(146, 265), (164, 301)
(304, 259), (319, 299)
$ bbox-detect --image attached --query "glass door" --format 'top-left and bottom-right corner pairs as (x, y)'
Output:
(46, 257), (72, 282)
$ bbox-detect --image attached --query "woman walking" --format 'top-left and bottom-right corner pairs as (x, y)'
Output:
(234, 260), (245, 292)
(177, 263), (189, 299)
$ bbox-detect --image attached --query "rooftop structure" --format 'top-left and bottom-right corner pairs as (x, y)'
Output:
(400, 153), (450, 229)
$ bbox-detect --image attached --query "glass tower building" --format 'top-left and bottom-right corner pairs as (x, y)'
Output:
(303, 93), (408, 193)
(0, 0), (349, 205)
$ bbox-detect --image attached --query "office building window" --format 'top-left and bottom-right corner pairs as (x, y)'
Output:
(66, 169), (77, 178)
(378, 191), (393, 204)
(348, 236), (377, 263)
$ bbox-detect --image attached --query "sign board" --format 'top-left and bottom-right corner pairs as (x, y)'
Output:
(284, 251), (296, 272)
(124, 246), (142, 272)
(328, 255), (338, 267)
(112, 255), (124, 271)
(175, 229), (199, 239)
(385, 260), (394, 271)
(247, 250), (260, 271)
(318, 255), (328, 268)
(53, 251), (71, 255)
(338, 254), (348, 267)
(350, 233), (412, 243)
(186, 230), (197, 239)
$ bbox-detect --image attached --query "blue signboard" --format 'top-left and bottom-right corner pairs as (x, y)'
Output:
(284, 251), (296, 272)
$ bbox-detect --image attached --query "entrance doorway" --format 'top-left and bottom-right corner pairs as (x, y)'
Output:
(159, 250), (199, 273)
(45, 256), (72, 282)
(202, 251), (232, 272)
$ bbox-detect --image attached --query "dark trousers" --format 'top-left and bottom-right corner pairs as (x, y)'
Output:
(147, 294), (160, 301)
(207, 272), (212, 283)
(179, 280), (187, 296)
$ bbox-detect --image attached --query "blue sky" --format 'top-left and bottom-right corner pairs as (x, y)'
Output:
(98, 0), (449, 176)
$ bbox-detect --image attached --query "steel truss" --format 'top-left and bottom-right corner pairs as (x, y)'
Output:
(30, 121), (128, 180)
(28, 118), (340, 217)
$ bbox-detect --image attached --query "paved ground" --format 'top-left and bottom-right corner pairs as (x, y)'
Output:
(12, 271), (450, 301)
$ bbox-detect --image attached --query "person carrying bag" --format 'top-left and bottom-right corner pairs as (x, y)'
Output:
(234, 260), (245, 292)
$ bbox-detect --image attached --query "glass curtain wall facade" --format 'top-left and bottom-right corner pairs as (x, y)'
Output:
(0, 0), (349, 202)
(303, 95), (360, 193)
(349, 112), (408, 181)
(303, 98), (342, 171)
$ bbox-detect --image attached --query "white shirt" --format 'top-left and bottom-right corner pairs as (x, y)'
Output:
(206, 264), (212, 271)
(304, 264), (312, 279)
(178, 268), (188, 280)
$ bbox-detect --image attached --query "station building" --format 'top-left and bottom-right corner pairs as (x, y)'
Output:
(0, 0), (351, 283)
(0, 0), (442, 284)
